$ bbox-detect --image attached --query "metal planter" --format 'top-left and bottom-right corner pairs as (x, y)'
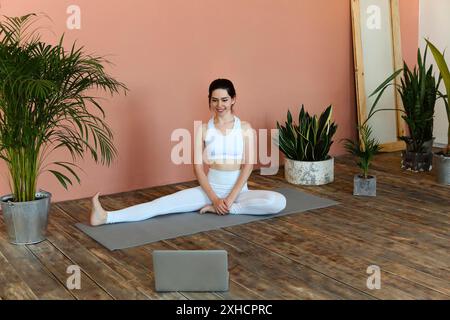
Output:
(0, 190), (51, 245)
(284, 157), (334, 185)
(434, 153), (450, 185)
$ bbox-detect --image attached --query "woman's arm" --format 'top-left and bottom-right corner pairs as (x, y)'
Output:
(225, 122), (257, 206)
(193, 123), (219, 203)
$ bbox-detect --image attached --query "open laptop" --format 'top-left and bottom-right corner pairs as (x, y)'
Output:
(152, 250), (229, 292)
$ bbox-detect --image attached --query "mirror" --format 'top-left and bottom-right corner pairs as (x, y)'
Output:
(351, 0), (406, 151)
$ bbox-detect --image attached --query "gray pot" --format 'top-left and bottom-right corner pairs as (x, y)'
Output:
(405, 138), (434, 153)
(402, 138), (434, 172)
(353, 175), (376, 197)
(401, 151), (433, 172)
(284, 157), (334, 185)
(434, 153), (450, 185)
(0, 190), (51, 245)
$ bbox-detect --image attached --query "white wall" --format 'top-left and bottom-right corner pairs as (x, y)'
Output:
(419, 0), (450, 146)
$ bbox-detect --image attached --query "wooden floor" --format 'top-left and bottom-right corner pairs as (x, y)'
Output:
(0, 152), (449, 300)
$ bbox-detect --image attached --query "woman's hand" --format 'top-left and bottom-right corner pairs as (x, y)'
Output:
(212, 198), (229, 215)
(224, 196), (236, 211)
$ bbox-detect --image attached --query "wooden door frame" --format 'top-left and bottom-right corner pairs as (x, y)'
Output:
(351, 0), (406, 152)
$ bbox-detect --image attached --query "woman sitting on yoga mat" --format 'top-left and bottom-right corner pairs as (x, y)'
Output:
(90, 78), (286, 225)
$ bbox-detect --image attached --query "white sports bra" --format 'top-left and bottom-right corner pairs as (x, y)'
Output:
(205, 116), (244, 161)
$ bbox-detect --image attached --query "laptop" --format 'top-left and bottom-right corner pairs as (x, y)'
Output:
(152, 250), (229, 292)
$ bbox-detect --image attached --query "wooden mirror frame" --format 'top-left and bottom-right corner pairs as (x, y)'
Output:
(351, 0), (406, 152)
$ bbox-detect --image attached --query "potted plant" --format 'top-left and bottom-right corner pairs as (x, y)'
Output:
(0, 14), (127, 244)
(344, 123), (381, 196)
(276, 105), (337, 185)
(426, 40), (450, 185)
(370, 48), (440, 172)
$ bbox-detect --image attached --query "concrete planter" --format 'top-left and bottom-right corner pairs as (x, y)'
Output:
(434, 153), (450, 185)
(284, 157), (334, 185)
(0, 190), (51, 245)
(353, 175), (376, 196)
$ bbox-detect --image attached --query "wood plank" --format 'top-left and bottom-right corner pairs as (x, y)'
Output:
(26, 240), (112, 300)
(262, 217), (450, 297)
(0, 221), (74, 300)
(0, 250), (38, 300)
(338, 156), (449, 198)
(165, 230), (374, 300)
(350, 0), (368, 138)
(225, 220), (448, 299)
(253, 170), (445, 268)
(390, 0), (407, 138)
(283, 206), (450, 278)
(256, 163), (450, 223)
(51, 203), (186, 300)
(380, 141), (406, 152)
(43, 208), (150, 300)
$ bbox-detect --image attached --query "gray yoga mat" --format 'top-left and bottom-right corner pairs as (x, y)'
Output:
(76, 187), (338, 250)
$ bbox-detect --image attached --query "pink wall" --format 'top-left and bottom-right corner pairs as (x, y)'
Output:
(0, 0), (418, 203)
(399, 0), (420, 66)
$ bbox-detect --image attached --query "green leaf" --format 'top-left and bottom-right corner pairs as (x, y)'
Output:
(48, 170), (72, 190)
(277, 104), (336, 161)
(426, 39), (450, 116)
(287, 110), (292, 124)
(0, 13), (128, 196)
(53, 161), (82, 184)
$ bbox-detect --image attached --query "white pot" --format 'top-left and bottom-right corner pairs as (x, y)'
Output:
(284, 157), (334, 185)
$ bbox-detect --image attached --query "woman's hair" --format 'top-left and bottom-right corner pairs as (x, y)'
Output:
(208, 79), (236, 110)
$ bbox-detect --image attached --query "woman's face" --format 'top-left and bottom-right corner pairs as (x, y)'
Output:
(209, 89), (235, 116)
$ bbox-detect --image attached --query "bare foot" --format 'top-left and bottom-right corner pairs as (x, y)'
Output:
(199, 204), (217, 215)
(90, 192), (108, 226)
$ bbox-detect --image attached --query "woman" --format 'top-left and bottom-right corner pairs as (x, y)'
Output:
(90, 79), (286, 225)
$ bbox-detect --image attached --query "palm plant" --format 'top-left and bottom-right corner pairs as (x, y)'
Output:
(426, 40), (450, 155)
(369, 47), (440, 153)
(344, 124), (381, 179)
(276, 105), (337, 161)
(0, 14), (127, 202)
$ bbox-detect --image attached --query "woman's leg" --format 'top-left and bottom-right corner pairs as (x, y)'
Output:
(105, 186), (211, 224)
(228, 190), (287, 215)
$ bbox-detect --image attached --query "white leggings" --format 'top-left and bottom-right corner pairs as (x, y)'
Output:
(106, 169), (287, 224)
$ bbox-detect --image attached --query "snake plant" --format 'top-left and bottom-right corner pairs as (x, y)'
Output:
(276, 105), (337, 161)
(369, 47), (441, 153)
(0, 14), (127, 202)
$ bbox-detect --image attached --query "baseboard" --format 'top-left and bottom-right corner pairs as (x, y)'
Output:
(433, 142), (447, 148)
